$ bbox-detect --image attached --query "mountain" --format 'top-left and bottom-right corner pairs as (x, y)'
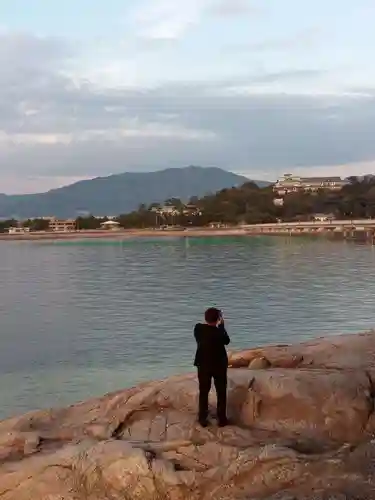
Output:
(0, 166), (269, 219)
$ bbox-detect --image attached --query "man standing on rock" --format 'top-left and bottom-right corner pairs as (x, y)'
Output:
(194, 307), (230, 428)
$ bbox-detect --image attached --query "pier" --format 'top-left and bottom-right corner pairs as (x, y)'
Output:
(243, 219), (375, 243)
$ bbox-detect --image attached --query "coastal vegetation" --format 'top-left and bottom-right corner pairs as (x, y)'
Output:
(76, 175), (375, 228)
(1, 175), (375, 232)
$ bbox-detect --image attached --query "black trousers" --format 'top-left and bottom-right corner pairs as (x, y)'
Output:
(197, 366), (227, 422)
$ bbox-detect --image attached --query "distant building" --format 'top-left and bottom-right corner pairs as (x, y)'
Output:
(182, 204), (201, 216)
(151, 204), (201, 216)
(48, 218), (76, 232)
(94, 215), (116, 220)
(150, 204), (202, 227)
(8, 227), (30, 234)
(274, 174), (347, 196)
(312, 213), (335, 222)
(100, 220), (121, 230)
(209, 222), (226, 228)
(273, 198), (284, 207)
(150, 205), (174, 214)
(161, 205), (179, 215)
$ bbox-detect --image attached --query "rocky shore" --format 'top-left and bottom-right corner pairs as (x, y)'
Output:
(1, 332), (375, 499)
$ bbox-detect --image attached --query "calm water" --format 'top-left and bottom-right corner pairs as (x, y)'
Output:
(0, 236), (375, 420)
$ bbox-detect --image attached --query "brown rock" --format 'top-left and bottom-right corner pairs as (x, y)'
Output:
(229, 347), (304, 370)
(231, 367), (372, 442)
(248, 356), (271, 369)
(1, 331), (375, 499)
(228, 348), (264, 368)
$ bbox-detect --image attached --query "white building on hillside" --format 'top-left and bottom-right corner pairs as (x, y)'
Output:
(274, 174), (347, 196)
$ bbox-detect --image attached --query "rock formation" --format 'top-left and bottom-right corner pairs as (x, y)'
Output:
(1, 331), (375, 499)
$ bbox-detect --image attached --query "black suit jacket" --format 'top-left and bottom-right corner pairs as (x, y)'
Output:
(194, 322), (230, 371)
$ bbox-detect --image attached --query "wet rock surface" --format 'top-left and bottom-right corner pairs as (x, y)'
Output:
(1, 331), (375, 499)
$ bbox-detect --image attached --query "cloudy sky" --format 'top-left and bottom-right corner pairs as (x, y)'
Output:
(1, 0), (375, 193)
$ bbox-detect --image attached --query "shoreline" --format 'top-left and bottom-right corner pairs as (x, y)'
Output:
(0, 228), (249, 241)
(0, 224), (374, 243)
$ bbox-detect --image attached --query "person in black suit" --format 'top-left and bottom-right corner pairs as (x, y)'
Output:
(194, 307), (230, 427)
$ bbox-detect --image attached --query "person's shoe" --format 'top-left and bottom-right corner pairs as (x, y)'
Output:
(218, 418), (230, 427)
(198, 418), (209, 428)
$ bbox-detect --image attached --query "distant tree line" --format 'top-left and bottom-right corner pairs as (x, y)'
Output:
(84, 176), (375, 228)
(113, 176), (375, 227)
(1, 176), (375, 232)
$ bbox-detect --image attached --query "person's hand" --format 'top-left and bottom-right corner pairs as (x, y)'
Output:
(217, 313), (224, 327)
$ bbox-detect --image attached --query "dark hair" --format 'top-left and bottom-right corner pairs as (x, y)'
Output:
(205, 307), (221, 324)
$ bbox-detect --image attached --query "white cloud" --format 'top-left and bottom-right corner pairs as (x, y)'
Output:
(73, 58), (140, 89)
(210, 0), (255, 16)
(226, 28), (320, 53)
(1, 31), (375, 194)
(283, 161), (375, 180)
(0, 122), (216, 147)
(130, 0), (208, 40)
(0, 132), (72, 146)
(127, 0), (252, 41)
(118, 122), (216, 140)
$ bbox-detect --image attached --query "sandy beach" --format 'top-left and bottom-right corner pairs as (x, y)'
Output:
(0, 227), (249, 242)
